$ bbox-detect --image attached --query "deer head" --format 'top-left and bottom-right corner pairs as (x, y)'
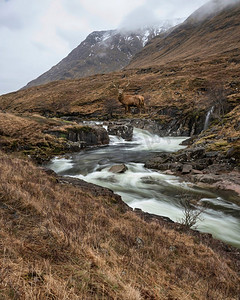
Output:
(112, 80), (130, 95)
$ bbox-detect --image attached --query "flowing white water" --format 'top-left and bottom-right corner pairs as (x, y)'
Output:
(48, 128), (240, 248)
(204, 106), (214, 130)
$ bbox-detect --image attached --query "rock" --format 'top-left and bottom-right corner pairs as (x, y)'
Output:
(182, 164), (193, 174)
(107, 123), (133, 141)
(180, 136), (195, 146)
(189, 148), (205, 159)
(48, 126), (109, 148)
(205, 151), (219, 158)
(98, 158), (109, 165)
(164, 170), (175, 175)
(109, 164), (128, 173)
(191, 169), (203, 175)
(226, 147), (240, 159)
(193, 174), (220, 184)
(136, 237), (144, 248)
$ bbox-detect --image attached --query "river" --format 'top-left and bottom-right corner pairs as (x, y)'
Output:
(47, 127), (240, 248)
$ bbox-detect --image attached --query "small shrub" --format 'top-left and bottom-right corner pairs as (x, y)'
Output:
(179, 198), (205, 229)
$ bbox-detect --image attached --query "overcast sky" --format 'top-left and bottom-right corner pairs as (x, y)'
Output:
(0, 0), (209, 95)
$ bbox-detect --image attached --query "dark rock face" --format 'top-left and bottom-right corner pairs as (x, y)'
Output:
(107, 123), (133, 141)
(109, 164), (128, 173)
(129, 116), (205, 137)
(67, 126), (109, 146)
(48, 126), (109, 150)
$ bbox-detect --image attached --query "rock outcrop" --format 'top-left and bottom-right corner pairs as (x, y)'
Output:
(107, 122), (133, 141)
(48, 125), (109, 151)
(145, 145), (240, 196)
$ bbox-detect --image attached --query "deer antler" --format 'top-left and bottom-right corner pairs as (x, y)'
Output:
(125, 80), (130, 88)
(112, 82), (118, 88)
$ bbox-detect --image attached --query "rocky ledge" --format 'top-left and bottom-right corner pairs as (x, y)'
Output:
(47, 125), (109, 151)
(145, 146), (240, 197)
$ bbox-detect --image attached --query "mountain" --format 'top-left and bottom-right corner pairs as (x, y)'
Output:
(127, 0), (240, 69)
(24, 19), (182, 89)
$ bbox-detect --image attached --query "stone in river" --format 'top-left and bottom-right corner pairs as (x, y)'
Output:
(109, 164), (128, 174)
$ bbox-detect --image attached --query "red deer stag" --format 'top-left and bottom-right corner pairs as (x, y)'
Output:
(113, 81), (145, 114)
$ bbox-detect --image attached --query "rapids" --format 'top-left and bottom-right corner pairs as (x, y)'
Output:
(47, 128), (240, 248)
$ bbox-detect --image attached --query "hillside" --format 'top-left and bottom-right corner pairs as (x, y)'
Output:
(0, 150), (239, 299)
(24, 20), (181, 89)
(127, 0), (240, 68)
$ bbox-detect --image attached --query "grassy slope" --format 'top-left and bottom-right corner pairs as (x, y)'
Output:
(0, 152), (239, 299)
(128, 2), (240, 69)
(1, 56), (239, 157)
(0, 112), (108, 162)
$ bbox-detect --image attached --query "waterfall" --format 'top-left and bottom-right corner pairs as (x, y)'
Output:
(204, 106), (214, 130)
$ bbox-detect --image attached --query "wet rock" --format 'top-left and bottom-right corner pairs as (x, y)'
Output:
(109, 164), (128, 174)
(98, 158), (109, 165)
(182, 164), (193, 174)
(107, 123), (133, 141)
(193, 174), (220, 184)
(164, 170), (175, 175)
(180, 136), (195, 145)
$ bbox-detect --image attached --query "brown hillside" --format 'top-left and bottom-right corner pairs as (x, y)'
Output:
(127, 1), (240, 69)
(0, 151), (239, 299)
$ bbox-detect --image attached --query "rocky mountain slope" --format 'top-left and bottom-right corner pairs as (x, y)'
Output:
(24, 20), (182, 89)
(127, 0), (240, 68)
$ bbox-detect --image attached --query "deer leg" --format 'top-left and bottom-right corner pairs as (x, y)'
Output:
(138, 106), (141, 115)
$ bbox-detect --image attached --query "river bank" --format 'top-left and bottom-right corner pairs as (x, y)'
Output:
(1, 150), (239, 299)
(47, 125), (240, 248)
(56, 174), (240, 263)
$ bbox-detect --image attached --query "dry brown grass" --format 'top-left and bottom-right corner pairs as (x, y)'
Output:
(0, 151), (239, 299)
(0, 112), (68, 158)
(0, 112), (107, 162)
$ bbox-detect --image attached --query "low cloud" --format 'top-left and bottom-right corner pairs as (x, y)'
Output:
(189, 0), (240, 22)
(118, 0), (209, 30)
(0, 0), (211, 95)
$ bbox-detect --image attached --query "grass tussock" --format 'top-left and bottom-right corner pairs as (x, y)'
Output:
(0, 151), (239, 299)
